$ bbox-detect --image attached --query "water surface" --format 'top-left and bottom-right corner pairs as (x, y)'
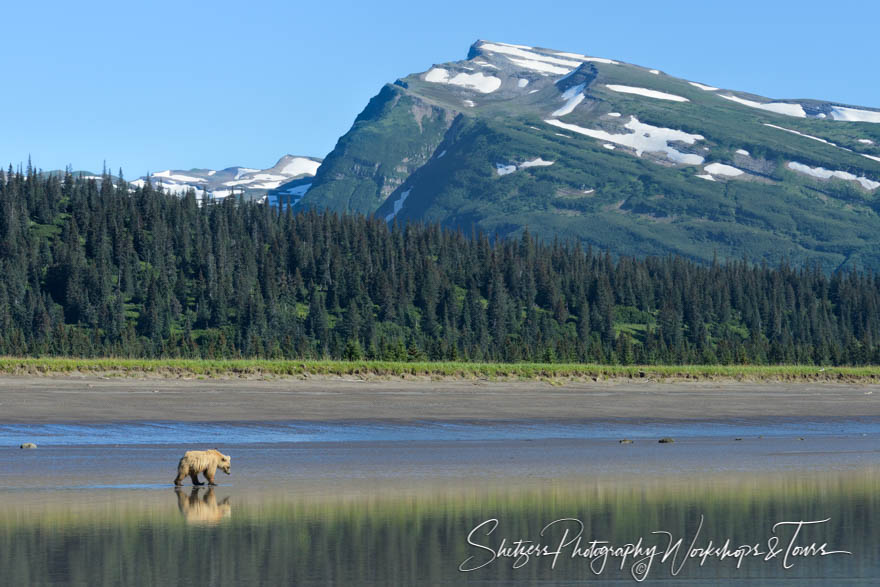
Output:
(2, 417), (879, 445)
(2, 417), (878, 584)
(0, 473), (876, 585)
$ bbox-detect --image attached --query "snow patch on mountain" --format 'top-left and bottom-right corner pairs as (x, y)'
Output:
(517, 78), (529, 88)
(478, 43), (583, 69)
(720, 94), (806, 118)
(228, 172), (297, 190)
(491, 41), (533, 50)
(285, 183), (312, 197)
(763, 124), (841, 148)
(233, 168), (259, 180)
(153, 170), (206, 183)
(268, 182), (313, 209)
(551, 50), (617, 65)
(544, 117), (705, 165)
(605, 85), (689, 102)
(519, 158), (555, 169)
(505, 58), (570, 75)
(704, 163), (744, 177)
(475, 41), (617, 74)
(689, 82), (718, 91)
(736, 149), (750, 156)
(551, 83), (586, 117)
(858, 139), (875, 144)
(385, 189), (412, 221)
(788, 162), (879, 190)
(424, 68), (501, 93)
(496, 158), (555, 176)
(279, 158), (321, 176)
(830, 107), (880, 123)
(496, 163), (517, 176)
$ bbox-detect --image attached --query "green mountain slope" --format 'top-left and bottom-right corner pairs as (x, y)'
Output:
(300, 85), (455, 214)
(297, 40), (880, 271)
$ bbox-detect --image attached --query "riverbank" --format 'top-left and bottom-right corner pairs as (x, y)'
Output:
(1, 357), (880, 383)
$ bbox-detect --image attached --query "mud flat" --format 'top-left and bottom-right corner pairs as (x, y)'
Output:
(0, 376), (878, 421)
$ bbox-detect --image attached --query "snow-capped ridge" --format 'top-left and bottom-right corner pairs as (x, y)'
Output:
(132, 155), (322, 203)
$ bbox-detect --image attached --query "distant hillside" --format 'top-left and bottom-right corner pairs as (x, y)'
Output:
(130, 155), (322, 202)
(297, 40), (880, 271)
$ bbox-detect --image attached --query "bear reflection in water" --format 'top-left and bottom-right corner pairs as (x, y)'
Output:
(175, 487), (232, 525)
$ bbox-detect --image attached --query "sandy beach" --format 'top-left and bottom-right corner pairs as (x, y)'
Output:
(0, 376), (878, 421)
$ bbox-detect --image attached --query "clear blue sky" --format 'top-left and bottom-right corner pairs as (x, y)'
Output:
(2, 0), (877, 176)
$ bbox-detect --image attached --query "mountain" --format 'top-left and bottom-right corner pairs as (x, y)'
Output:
(296, 40), (880, 271)
(130, 155), (322, 202)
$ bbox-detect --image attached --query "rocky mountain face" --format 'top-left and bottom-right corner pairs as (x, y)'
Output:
(295, 40), (880, 271)
(130, 155), (322, 202)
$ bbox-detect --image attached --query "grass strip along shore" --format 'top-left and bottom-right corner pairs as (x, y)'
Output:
(0, 357), (878, 382)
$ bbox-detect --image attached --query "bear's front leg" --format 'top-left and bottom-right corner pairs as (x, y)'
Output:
(205, 471), (216, 486)
(190, 472), (204, 486)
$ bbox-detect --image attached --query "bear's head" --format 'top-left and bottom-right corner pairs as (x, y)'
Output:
(219, 453), (231, 475)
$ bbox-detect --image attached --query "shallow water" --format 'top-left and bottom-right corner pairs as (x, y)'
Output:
(2, 417), (879, 446)
(0, 473), (877, 585)
(2, 419), (879, 584)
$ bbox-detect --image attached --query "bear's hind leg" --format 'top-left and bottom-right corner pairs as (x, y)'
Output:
(190, 471), (204, 486)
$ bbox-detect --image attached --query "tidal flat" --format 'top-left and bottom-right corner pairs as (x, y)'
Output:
(1, 376), (879, 584)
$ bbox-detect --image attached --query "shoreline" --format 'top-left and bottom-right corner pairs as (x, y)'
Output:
(2, 357), (880, 384)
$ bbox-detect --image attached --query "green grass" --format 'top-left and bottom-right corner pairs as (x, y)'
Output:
(0, 357), (878, 382)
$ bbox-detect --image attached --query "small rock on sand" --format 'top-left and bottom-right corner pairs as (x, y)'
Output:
(20, 443), (37, 449)
(619, 439), (633, 444)
(658, 437), (675, 444)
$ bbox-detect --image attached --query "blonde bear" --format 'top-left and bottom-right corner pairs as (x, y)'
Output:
(174, 449), (231, 486)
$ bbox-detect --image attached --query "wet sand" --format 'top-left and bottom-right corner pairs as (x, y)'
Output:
(3, 436), (878, 503)
(2, 375), (878, 500)
(0, 376), (878, 421)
